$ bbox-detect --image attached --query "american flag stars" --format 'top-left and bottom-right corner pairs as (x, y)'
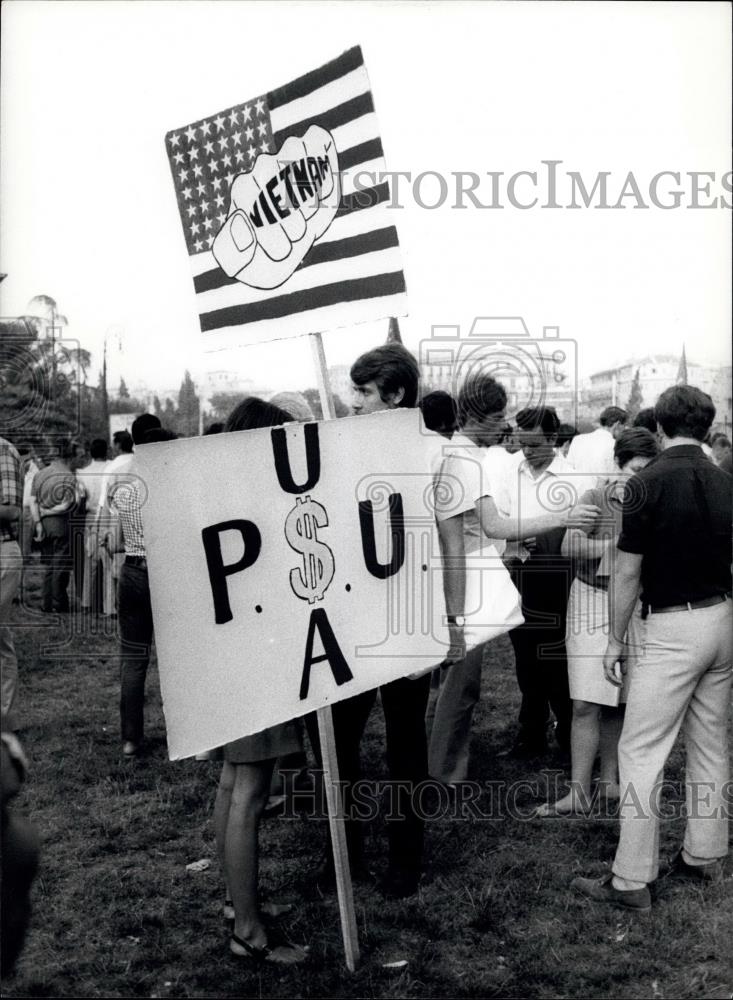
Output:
(166, 96), (273, 255)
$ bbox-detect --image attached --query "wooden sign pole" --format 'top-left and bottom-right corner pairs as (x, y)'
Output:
(309, 331), (360, 973)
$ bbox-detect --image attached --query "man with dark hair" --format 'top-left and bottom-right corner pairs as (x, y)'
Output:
(29, 438), (79, 614)
(573, 385), (732, 911)
(112, 430), (133, 457)
(131, 413), (161, 444)
(568, 405), (628, 481)
(632, 407), (657, 433)
(502, 407), (594, 758)
(109, 414), (161, 756)
(309, 344), (427, 898)
(420, 390), (458, 439)
(350, 343), (420, 412)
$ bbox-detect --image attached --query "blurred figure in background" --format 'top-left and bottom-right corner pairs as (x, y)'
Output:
(1, 721), (40, 976)
(711, 433), (731, 468)
(555, 423), (577, 458)
(29, 438), (79, 614)
(1, 437), (23, 731)
(269, 391), (315, 422)
(97, 430), (135, 618)
(18, 446), (41, 603)
(76, 439), (110, 616)
(567, 406), (628, 482)
(500, 421), (522, 454)
(632, 407), (657, 434)
(109, 414), (161, 756)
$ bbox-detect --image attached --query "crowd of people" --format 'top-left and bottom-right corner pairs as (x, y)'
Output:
(1, 341), (731, 967)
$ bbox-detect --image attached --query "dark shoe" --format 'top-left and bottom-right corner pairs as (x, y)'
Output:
(571, 873), (651, 912)
(380, 867), (420, 899)
(122, 740), (139, 757)
(552, 721), (571, 753)
(666, 850), (724, 884)
(498, 739), (548, 761)
(315, 856), (375, 892)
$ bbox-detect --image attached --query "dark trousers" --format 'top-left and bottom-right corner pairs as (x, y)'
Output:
(507, 557), (572, 748)
(40, 535), (71, 612)
(307, 673), (431, 875)
(118, 560), (153, 744)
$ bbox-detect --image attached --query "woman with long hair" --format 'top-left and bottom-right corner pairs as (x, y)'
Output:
(212, 397), (308, 964)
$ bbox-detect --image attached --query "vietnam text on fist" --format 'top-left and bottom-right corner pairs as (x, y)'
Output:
(213, 125), (341, 290)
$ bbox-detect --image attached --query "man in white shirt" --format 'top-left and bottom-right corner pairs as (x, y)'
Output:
(430, 385), (600, 781)
(567, 406), (628, 482)
(428, 375), (509, 784)
(503, 406), (597, 758)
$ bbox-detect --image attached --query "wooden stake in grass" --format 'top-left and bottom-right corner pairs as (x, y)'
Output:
(310, 331), (360, 973)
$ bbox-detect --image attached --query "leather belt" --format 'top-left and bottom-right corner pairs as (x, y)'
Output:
(646, 593), (731, 615)
(125, 555), (147, 567)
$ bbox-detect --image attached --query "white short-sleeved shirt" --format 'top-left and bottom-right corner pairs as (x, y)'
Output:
(98, 452), (134, 510)
(566, 426), (616, 480)
(76, 459), (109, 514)
(433, 435), (509, 556)
(503, 452), (584, 561)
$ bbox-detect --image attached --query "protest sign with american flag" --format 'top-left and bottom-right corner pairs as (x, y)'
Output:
(165, 46), (407, 349)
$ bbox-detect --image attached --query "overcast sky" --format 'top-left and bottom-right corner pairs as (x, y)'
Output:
(1, 1), (730, 397)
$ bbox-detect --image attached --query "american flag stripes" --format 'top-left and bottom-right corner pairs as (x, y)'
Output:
(165, 47), (407, 349)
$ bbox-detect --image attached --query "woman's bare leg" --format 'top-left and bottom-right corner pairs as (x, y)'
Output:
(536, 700), (600, 815)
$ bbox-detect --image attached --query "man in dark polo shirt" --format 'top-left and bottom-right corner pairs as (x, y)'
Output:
(573, 386), (732, 911)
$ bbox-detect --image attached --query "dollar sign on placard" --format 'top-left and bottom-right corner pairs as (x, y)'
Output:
(284, 495), (335, 604)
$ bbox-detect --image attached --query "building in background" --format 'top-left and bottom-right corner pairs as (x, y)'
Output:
(327, 365), (353, 406)
(579, 353), (732, 432)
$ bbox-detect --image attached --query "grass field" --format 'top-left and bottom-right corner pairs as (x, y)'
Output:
(3, 568), (732, 999)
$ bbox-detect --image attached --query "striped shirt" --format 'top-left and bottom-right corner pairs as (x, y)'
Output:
(108, 465), (146, 557)
(0, 437), (22, 542)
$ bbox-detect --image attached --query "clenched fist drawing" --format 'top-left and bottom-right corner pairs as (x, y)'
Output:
(213, 125), (340, 290)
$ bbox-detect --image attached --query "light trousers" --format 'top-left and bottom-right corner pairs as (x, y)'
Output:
(427, 643), (486, 784)
(613, 599), (732, 884)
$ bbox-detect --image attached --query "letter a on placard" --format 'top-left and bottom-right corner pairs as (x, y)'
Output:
(299, 607), (353, 700)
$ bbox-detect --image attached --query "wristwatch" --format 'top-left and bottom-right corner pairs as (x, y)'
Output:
(447, 614), (466, 627)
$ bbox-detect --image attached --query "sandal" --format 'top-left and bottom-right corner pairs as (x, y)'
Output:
(230, 927), (309, 965)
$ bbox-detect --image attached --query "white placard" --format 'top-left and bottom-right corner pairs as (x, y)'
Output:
(135, 410), (448, 759)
